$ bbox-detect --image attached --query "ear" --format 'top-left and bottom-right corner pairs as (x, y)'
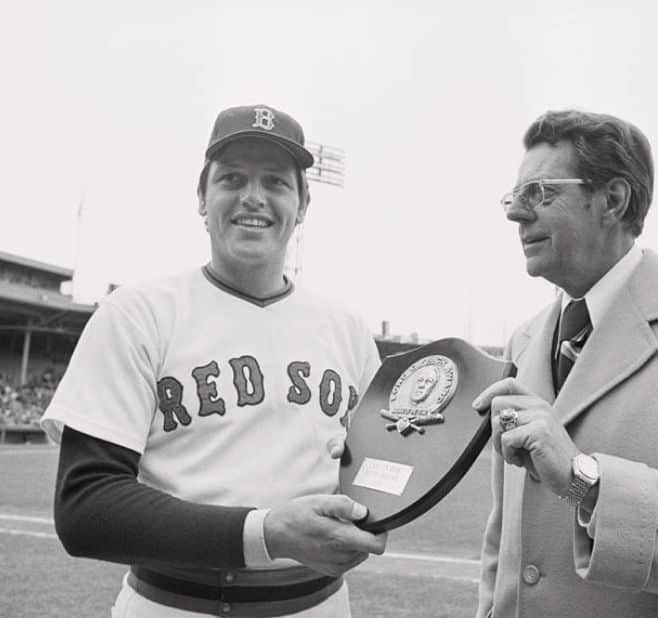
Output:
(197, 161), (212, 217)
(197, 192), (207, 217)
(296, 197), (309, 224)
(296, 178), (311, 225)
(197, 193), (209, 230)
(602, 177), (631, 225)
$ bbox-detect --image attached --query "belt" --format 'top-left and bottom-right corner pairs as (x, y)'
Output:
(128, 565), (342, 617)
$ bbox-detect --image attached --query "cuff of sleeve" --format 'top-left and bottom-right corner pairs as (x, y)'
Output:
(243, 509), (275, 568)
(574, 452), (658, 589)
(576, 502), (598, 538)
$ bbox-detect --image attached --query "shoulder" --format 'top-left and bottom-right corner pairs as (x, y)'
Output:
(291, 286), (372, 333)
(96, 269), (204, 329)
(512, 302), (555, 338)
(628, 249), (658, 321)
(506, 301), (557, 358)
(638, 247), (658, 270)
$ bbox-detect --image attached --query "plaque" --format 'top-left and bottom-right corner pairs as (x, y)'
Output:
(339, 337), (516, 533)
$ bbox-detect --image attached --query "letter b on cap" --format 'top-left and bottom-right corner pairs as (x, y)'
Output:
(252, 107), (275, 131)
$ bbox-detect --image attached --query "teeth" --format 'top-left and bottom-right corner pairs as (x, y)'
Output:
(236, 217), (269, 228)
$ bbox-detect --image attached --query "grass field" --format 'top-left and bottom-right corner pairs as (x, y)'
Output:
(0, 444), (492, 617)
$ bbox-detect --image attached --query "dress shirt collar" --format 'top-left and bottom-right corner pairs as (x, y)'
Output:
(560, 243), (643, 329)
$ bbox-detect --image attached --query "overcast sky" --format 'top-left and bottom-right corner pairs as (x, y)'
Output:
(2, 0), (657, 346)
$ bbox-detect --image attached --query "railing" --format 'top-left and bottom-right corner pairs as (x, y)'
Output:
(0, 425), (48, 444)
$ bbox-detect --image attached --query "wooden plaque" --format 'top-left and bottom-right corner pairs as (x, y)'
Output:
(339, 337), (515, 533)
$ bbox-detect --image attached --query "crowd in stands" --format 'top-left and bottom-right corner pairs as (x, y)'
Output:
(0, 369), (59, 427)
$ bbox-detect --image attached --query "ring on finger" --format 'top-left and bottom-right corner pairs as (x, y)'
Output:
(498, 408), (519, 432)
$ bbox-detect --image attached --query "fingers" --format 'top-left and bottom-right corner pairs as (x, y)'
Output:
(263, 495), (388, 575)
(491, 409), (541, 479)
(499, 422), (526, 463)
(489, 395), (537, 416)
(472, 377), (533, 412)
(498, 425), (540, 480)
(316, 496), (384, 554)
(326, 435), (345, 459)
(488, 395), (548, 455)
(494, 411), (529, 466)
(370, 530), (388, 555)
(492, 404), (571, 491)
(491, 406), (523, 450)
(316, 494), (368, 522)
(314, 496), (387, 555)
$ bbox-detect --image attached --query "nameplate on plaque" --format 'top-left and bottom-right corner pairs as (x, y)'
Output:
(352, 457), (414, 496)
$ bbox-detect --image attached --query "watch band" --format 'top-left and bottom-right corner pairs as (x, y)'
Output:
(562, 453), (599, 507)
(563, 475), (592, 506)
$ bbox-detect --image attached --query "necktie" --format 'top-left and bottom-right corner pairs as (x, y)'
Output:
(554, 299), (592, 392)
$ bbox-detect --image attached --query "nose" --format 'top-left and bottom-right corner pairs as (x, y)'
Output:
(505, 200), (536, 224)
(240, 180), (266, 209)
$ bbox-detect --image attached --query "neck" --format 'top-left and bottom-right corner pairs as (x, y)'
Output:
(208, 259), (287, 299)
(562, 234), (634, 298)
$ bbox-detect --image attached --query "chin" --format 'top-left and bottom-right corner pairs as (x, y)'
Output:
(524, 256), (549, 279)
(525, 263), (564, 293)
(234, 251), (271, 266)
(239, 247), (286, 266)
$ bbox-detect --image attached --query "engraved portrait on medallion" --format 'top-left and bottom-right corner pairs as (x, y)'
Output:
(380, 355), (458, 435)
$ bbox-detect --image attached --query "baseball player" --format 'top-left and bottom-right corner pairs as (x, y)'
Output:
(41, 104), (386, 617)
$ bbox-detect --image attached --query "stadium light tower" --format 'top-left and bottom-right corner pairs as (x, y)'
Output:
(286, 141), (345, 281)
(306, 142), (346, 188)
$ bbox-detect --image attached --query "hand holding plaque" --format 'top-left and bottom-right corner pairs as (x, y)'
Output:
(339, 337), (516, 533)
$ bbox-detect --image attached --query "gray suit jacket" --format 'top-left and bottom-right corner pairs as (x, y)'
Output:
(477, 248), (658, 618)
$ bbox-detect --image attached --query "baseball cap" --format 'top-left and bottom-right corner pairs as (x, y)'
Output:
(204, 105), (314, 169)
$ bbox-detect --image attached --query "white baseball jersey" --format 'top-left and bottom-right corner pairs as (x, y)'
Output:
(42, 267), (380, 511)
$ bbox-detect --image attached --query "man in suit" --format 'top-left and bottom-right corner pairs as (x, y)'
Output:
(473, 110), (658, 617)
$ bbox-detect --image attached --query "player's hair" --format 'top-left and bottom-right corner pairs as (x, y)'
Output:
(524, 110), (654, 237)
(196, 159), (309, 209)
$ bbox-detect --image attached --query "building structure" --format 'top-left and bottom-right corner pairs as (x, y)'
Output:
(0, 250), (95, 385)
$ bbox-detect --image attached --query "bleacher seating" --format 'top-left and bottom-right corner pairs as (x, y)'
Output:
(0, 370), (57, 444)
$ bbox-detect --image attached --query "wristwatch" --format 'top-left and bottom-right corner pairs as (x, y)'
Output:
(563, 453), (600, 507)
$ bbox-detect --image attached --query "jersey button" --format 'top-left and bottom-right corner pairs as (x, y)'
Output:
(522, 564), (541, 585)
(224, 572), (235, 584)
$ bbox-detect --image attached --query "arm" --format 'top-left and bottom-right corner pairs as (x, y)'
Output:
(474, 378), (658, 596)
(56, 426), (386, 575)
(573, 453), (658, 592)
(55, 426), (251, 568)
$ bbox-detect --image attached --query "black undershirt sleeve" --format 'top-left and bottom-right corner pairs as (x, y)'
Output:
(55, 426), (253, 569)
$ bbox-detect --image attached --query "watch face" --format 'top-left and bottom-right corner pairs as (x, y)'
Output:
(575, 454), (599, 482)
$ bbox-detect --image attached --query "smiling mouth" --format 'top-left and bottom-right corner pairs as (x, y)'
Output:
(522, 236), (549, 246)
(233, 217), (273, 229)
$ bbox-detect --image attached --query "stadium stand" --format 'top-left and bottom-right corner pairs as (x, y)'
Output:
(0, 251), (94, 443)
(0, 369), (59, 443)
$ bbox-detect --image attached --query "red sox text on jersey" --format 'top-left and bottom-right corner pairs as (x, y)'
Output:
(157, 355), (360, 432)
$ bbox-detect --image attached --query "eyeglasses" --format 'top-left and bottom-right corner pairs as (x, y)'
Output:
(500, 179), (589, 213)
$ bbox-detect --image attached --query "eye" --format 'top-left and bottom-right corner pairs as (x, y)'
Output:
(219, 172), (242, 185)
(542, 187), (559, 202)
(212, 171), (244, 188)
(518, 182), (542, 205)
(266, 175), (292, 189)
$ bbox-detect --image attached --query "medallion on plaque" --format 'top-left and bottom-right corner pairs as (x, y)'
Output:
(339, 337), (516, 533)
(380, 354), (457, 435)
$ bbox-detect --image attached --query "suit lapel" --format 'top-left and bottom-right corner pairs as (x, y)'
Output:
(513, 300), (560, 405)
(556, 251), (658, 426)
